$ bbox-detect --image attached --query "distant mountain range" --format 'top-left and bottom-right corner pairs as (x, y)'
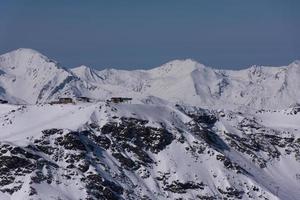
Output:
(0, 48), (299, 109)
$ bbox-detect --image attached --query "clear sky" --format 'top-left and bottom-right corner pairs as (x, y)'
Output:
(0, 0), (299, 69)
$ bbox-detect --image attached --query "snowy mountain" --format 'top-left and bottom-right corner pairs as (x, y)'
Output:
(0, 49), (114, 104)
(0, 48), (73, 104)
(1, 48), (300, 200)
(1, 48), (300, 109)
(0, 102), (300, 199)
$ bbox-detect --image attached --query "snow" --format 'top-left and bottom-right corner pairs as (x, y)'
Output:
(0, 104), (17, 115)
(0, 192), (10, 200)
(0, 48), (300, 199)
(257, 109), (300, 130)
(0, 103), (101, 145)
(113, 103), (192, 128)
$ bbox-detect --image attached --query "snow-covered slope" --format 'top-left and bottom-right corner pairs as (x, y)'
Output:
(0, 48), (74, 103)
(0, 102), (300, 199)
(1, 48), (299, 110)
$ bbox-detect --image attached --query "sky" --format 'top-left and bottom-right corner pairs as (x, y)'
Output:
(0, 0), (299, 70)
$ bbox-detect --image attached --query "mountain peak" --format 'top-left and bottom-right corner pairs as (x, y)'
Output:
(150, 58), (207, 76)
(163, 58), (201, 67)
(15, 48), (42, 55)
(0, 48), (61, 72)
(290, 60), (300, 66)
(72, 65), (96, 75)
(2, 48), (48, 61)
(73, 65), (91, 71)
(71, 65), (104, 83)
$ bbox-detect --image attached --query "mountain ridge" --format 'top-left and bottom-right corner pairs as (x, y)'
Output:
(0, 48), (299, 110)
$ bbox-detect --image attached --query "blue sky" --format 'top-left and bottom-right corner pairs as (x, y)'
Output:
(0, 0), (299, 69)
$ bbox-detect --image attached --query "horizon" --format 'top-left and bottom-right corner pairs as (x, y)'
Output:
(0, 1), (299, 70)
(1, 47), (299, 71)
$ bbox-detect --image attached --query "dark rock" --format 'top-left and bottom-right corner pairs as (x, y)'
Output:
(57, 132), (86, 151)
(112, 152), (139, 170)
(217, 187), (244, 199)
(164, 180), (205, 193)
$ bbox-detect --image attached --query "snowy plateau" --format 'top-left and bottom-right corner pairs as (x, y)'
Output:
(0, 48), (300, 200)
